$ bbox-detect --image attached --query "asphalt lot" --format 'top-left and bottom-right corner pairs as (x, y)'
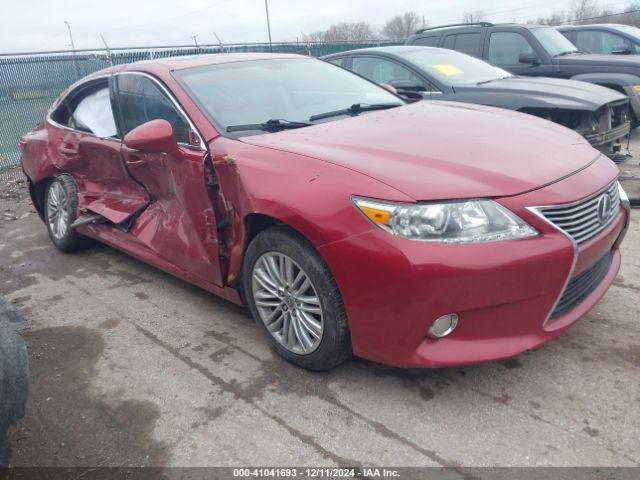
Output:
(0, 138), (639, 469)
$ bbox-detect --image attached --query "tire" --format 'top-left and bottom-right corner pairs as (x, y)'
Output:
(44, 174), (89, 252)
(243, 226), (351, 371)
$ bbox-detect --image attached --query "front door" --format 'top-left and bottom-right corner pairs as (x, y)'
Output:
(113, 73), (223, 286)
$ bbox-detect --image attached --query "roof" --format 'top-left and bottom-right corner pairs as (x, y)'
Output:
(558, 23), (633, 30)
(323, 45), (437, 58)
(87, 52), (309, 78)
(410, 22), (546, 36)
(129, 52), (307, 71)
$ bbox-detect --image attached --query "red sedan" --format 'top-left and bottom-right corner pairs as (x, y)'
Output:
(20, 53), (630, 370)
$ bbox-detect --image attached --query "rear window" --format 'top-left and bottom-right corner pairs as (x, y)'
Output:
(441, 33), (482, 56)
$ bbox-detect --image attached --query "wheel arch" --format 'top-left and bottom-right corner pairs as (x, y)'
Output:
(227, 211), (338, 292)
(28, 176), (54, 220)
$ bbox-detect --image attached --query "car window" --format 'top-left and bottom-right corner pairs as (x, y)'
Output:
(488, 32), (535, 65)
(452, 33), (481, 56)
(443, 35), (456, 50)
(351, 56), (428, 89)
(530, 27), (579, 56)
(575, 30), (638, 54)
(115, 74), (190, 144)
(51, 82), (118, 138)
(327, 57), (346, 67)
(70, 88), (118, 138)
(413, 36), (439, 47)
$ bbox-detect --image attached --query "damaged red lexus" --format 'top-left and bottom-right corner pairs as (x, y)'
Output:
(20, 53), (630, 370)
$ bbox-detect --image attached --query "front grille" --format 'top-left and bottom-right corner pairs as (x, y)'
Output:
(550, 253), (612, 320)
(537, 180), (620, 245)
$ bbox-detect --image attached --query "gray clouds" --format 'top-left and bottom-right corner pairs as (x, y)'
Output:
(0, 0), (576, 53)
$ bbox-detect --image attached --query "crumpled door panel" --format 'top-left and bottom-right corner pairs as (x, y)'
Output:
(123, 147), (223, 287)
(46, 124), (149, 224)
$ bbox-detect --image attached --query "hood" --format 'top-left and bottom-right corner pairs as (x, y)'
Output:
(240, 101), (598, 201)
(558, 52), (640, 69)
(454, 76), (626, 110)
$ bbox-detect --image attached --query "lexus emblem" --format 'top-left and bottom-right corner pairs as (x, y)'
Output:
(597, 193), (613, 225)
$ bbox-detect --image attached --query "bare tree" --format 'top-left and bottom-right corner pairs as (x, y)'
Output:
(460, 10), (486, 23)
(303, 22), (376, 42)
(303, 31), (326, 43)
(570, 0), (600, 24)
(383, 12), (422, 40)
(534, 12), (568, 25)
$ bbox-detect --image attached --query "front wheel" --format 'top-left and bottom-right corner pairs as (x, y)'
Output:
(243, 227), (351, 371)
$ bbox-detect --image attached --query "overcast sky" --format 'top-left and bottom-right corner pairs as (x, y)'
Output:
(0, 0), (623, 53)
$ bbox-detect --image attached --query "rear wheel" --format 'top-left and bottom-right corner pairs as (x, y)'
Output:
(45, 175), (89, 252)
(243, 227), (351, 371)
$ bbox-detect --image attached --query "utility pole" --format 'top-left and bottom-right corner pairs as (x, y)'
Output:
(190, 34), (200, 49)
(64, 20), (81, 79)
(264, 0), (273, 51)
(213, 32), (225, 52)
(99, 33), (113, 66)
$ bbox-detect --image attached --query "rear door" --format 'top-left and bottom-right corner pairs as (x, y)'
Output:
(441, 31), (483, 58)
(47, 78), (149, 223)
(113, 72), (223, 286)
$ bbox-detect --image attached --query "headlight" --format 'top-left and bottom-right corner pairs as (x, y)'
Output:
(353, 197), (538, 243)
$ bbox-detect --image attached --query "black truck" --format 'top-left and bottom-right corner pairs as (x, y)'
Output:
(323, 46), (631, 161)
(406, 22), (640, 125)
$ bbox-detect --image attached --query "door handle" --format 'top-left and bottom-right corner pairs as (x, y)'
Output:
(126, 159), (147, 167)
(59, 147), (78, 157)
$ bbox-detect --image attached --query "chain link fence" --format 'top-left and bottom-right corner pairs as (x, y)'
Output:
(0, 40), (401, 184)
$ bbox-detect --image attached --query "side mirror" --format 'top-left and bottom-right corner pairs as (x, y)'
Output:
(389, 80), (427, 92)
(518, 52), (540, 65)
(124, 119), (179, 153)
(388, 80), (426, 100)
(380, 83), (398, 94)
(611, 44), (631, 55)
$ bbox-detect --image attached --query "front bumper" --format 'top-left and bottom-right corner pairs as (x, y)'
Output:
(318, 157), (628, 368)
(584, 122), (630, 148)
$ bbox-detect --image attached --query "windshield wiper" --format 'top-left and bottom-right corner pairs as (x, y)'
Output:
(226, 119), (312, 133)
(309, 103), (402, 122)
(554, 50), (581, 57)
(477, 76), (511, 86)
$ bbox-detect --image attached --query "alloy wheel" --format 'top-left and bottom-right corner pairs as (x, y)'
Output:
(251, 252), (324, 355)
(47, 181), (70, 240)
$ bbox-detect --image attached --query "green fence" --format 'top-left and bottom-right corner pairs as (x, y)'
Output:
(0, 40), (401, 184)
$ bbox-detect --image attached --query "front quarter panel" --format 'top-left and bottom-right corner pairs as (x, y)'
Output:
(209, 136), (415, 286)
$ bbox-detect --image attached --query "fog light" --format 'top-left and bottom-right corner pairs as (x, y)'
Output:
(428, 313), (458, 338)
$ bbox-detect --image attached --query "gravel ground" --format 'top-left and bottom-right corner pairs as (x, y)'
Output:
(0, 138), (638, 470)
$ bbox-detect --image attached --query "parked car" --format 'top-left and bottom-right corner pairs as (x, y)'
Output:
(406, 22), (640, 125)
(559, 24), (640, 55)
(323, 46), (632, 162)
(20, 53), (630, 370)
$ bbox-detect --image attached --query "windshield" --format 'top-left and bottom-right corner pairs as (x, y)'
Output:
(174, 58), (403, 135)
(398, 48), (512, 86)
(531, 27), (579, 56)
